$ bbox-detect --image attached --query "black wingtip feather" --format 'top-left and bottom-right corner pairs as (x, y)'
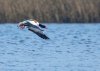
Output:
(41, 34), (50, 40)
(36, 32), (50, 40)
(28, 28), (50, 40)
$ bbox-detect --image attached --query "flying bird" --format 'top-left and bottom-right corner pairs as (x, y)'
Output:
(18, 19), (49, 40)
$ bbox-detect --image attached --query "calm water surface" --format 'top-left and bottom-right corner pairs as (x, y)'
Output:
(0, 24), (100, 71)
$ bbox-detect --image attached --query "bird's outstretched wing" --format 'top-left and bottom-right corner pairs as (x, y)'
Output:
(28, 26), (49, 40)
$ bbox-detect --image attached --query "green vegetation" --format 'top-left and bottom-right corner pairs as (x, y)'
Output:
(0, 0), (100, 23)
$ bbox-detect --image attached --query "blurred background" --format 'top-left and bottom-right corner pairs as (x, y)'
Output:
(0, 0), (100, 23)
(0, 1), (100, 71)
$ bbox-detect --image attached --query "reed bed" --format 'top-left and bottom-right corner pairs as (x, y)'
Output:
(0, 0), (100, 23)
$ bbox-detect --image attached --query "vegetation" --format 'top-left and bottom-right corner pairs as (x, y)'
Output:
(0, 0), (100, 23)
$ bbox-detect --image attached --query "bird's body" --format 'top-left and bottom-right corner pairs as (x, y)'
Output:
(18, 19), (49, 40)
(28, 20), (39, 26)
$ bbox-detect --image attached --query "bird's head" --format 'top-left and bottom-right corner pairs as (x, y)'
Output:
(18, 22), (25, 29)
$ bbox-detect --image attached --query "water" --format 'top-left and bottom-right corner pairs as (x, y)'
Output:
(0, 24), (100, 71)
